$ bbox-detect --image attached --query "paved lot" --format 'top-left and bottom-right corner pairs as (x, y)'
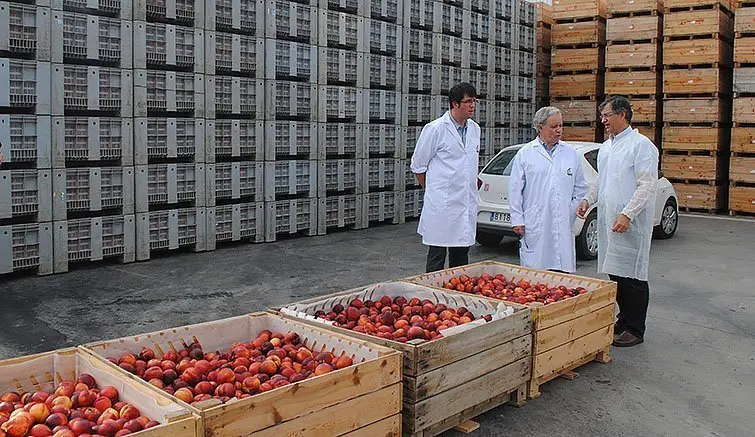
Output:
(2, 214), (753, 436)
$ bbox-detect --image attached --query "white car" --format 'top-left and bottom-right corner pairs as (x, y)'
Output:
(476, 141), (679, 260)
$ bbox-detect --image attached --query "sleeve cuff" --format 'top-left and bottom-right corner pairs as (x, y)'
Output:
(411, 166), (428, 173)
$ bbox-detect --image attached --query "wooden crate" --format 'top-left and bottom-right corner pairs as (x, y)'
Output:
(734, 96), (755, 123)
(553, 100), (598, 123)
(729, 185), (755, 213)
(664, 126), (727, 150)
(672, 181), (727, 210)
(275, 282), (532, 437)
(552, 20), (608, 45)
(0, 348), (199, 437)
(731, 126), (755, 152)
(553, 0), (608, 20)
(663, 9), (734, 39)
(734, 37), (755, 64)
(735, 5), (755, 35)
(403, 261), (617, 400)
(664, 38), (733, 66)
(606, 42), (660, 68)
(537, 47), (553, 69)
(636, 124), (659, 144)
(84, 313), (403, 437)
(537, 1), (555, 25)
(733, 67), (755, 94)
(663, 97), (729, 123)
(730, 155), (755, 182)
(607, 0), (664, 15)
(607, 15), (662, 41)
(630, 98), (660, 123)
(606, 70), (660, 95)
(550, 73), (604, 97)
(664, 0), (731, 10)
(663, 67), (732, 95)
(662, 153), (727, 179)
(551, 47), (606, 72)
(565, 124), (601, 140)
(538, 24), (553, 49)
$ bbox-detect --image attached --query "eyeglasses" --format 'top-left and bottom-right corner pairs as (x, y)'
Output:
(600, 112), (617, 120)
(461, 98), (477, 105)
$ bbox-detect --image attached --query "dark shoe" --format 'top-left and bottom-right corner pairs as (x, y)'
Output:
(612, 331), (644, 347)
(614, 323), (625, 336)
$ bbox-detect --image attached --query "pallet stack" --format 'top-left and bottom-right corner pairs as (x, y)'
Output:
(513, 0), (538, 144)
(605, 0), (663, 146)
(535, 1), (554, 108)
(732, 1), (755, 216)
(550, 0), (607, 142)
(662, 0), (733, 213)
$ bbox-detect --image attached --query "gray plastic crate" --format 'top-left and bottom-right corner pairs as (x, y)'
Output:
(319, 123), (361, 158)
(264, 80), (318, 120)
(53, 214), (135, 273)
(320, 0), (357, 13)
(517, 24), (535, 52)
(206, 0), (263, 34)
(402, 61), (433, 94)
(468, 40), (491, 72)
(492, 0), (513, 19)
(264, 160), (318, 201)
(316, 194), (360, 235)
(490, 72), (511, 99)
(0, 222), (53, 275)
(475, 98), (489, 126)
(55, 65), (132, 115)
(1, 59), (51, 114)
(134, 117), (204, 165)
(467, 69), (489, 98)
(403, 0), (433, 30)
(363, 89), (399, 123)
(479, 124), (490, 155)
(362, 53), (399, 90)
(206, 202), (265, 249)
(0, 115), (51, 168)
(517, 0), (536, 26)
(515, 75), (535, 102)
(52, 116), (133, 166)
(318, 47), (361, 86)
(517, 101), (535, 127)
(319, 10), (362, 50)
(402, 93), (433, 125)
(53, 12), (132, 67)
(318, 158), (360, 196)
(56, 0), (131, 19)
(133, 69), (202, 116)
(205, 119), (264, 163)
(0, 169), (52, 221)
(515, 50), (534, 77)
(432, 64), (463, 95)
(403, 158), (418, 189)
(361, 0), (399, 24)
(491, 18), (512, 48)
(134, 22), (202, 71)
(364, 157), (400, 191)
(518, 126), (531, 143)
(265, 120), (318, 160)
(264, 198), (317, 241)
(365, 124), (400, 158)
(265, 0), (317, 44)
(433, 33), (463, 67)
(206, 32), (263, 76)
(206, 161), (264, 206)
(318, 85), (362, 122)
(52, 166), (135, 220)
(0, 3), (51, 61)
(491, 100), (513, 127)
(134, 0), (202, 25)
(360, 190), (401, 226)
(206, 76), (262, 119)
(136, 207), (207, 260)
(488, 127), (513, 153)
(469, 10), (490, 43)
(434, 2), (465, 37)
(404, 187), (423, 219)
(490, 45), (511, 73)
(135, 163), (205, 212)
(364, 18), (401, 56)
(265, 39), (316, 82)
(404, 125), (422, 157)
(404, 27), (433, 62)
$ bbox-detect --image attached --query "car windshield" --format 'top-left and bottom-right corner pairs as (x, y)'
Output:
(482, 148), (520, 176)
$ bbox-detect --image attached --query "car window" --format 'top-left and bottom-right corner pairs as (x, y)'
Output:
(483, 149), (519, 176)
(584, 150), (599, 172)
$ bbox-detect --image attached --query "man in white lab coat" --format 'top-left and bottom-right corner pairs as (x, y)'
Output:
(508, 107), (588, 273)
(411, 83), (480, 272)
(577, 96), (658, 348)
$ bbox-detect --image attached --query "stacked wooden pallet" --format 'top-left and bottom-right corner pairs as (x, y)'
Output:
(732, 2), (755, 215)
(606, 0), (664, 146)
(536, 2), (554, 107)
(550, 0), (608, 141)
(662, 0), (734, 213)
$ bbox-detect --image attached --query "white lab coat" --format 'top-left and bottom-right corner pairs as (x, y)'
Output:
(584, 127), (658, 281)
(411, 111), (480, 247)
(508, 139), (588, 273)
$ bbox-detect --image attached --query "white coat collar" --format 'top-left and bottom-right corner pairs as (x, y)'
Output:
(530, 137), (559, 161)
(443, 111), (465, 147)
(610, 126), (633, 141)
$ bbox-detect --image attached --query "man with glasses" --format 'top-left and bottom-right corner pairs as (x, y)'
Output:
(508, 106), (588, 273)
(577, 96), (659, 348)
(411, 83), (481, 272)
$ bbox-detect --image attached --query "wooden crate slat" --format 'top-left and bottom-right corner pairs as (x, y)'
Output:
(734, 37), (755, 64)
(664, 9), (734, 38)
(532, 325), (613, 384)
(606, 42), (660, 68)
(607, 0), (664, 15)
(538, 2), (556, 26)
(538, 25), (553, 49)
(550, 73), (605, 97)
(553, 99), (599, 123)
(531, 282), (617, 330)
(673, 182), (727, 209)
(566, 125), (601, 140)
(734, 96), (755, 123)
(662, 154), (726, 179)
(735, 6), (755, 34)
(637, 124), (659, 144)
(342, 414), (402, 437)
(664, 0), (732, 10)
(663, 67), (732, 94)
(733, 67), (755, 94)
(664, 126), (727, 150)
(663, 97), (728, 123)
(664, 38), (733, 66)
(553, 0), (608, 20)
(533, 304), (615, 355)
(607, 15), (662, 41)
(552, 20), (608, 45)
(731, 126), (755, 153)
(552, 47), (606, 72)
(729, 185), (755, 212)
(629, 98), (660, 123)
(607, 69), (660, 98)
(730, 156), (755, 182)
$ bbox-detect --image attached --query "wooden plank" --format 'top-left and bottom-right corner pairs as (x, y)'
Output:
(734, 67), (755, 94)
(630, 98), (660, 123)
(729, 185), (755, 212)
(664, 0), (731, 10)
(664, 38), (733, 66)
(537, 47), (553, 69)
(553, 99), (598, 123)
(730, 156), (755, 182)
(565, 125), (600, 141)
(553, 0), (608, 20)
(538, 25), (553, 49)
(664, 9), (734, 38)
(731, 126), (755, 153)
(404, 335), (531, 404)
(734, 37), (755, 64)
(550, 73), (603, 97)
(734, 97), (755, 123)
(552, 47), (605, 72)
(673, 182), (727, 208)
(533, 325), (613, 382)
(538, 2), (555, 25)
(663, 98), (728, 123)
(735, 6), (755, 34)
(607, 0), (664, 15)
(607, 15), (662, 41)
(664, 67), (732, 94)
(453, 420), (480, 433)
(662, 154), (726, 179)
(341, 414), (401, 437)
(606, 42), (660, 68)
(637, 124), (658, 145)
(663, 126), (727, 151)
(533, 304), (615, 355)
(606, 70), (659, 95)
(552, 20), (608, 45)
(531, 283), (617, 330)
(250, 383), (402, 437)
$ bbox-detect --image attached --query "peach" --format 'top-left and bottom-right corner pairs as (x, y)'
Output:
(180, 367), (201, 385)
(52, 429), (74, 437)
(216, 368), (235, 384)
(314, 363), (333, 376)
(173, 388), (193, 404)
(97, 419), (120, 437)
(45, 413), (68, 429)
(119, 405), (140, 421)
(114, 429), (132, 436)
(54, 384), (73, 398)
(215, 383), (235, 398)
(29, 403), (50, 423)
(28, 423), (53, 436)
(93, 396), (112, 412)
(68, 418), (92, 435)
(97, 408), (119, 424)
(259, 360), (278, 376)
(334, 354), (353, 370)
(51, 396), (72, 410)
(1, 418), (29, 437)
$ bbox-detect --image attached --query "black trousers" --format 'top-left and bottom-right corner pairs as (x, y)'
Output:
(609, 274), (650, 338)
(426, 246), (470, 273)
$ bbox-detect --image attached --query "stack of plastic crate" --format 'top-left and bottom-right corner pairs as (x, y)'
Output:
(46, 0), (136, 273)
(0, 1), (53, 275)
(204, 0), (266, 249)
(488, 0), (516, 159)
(512, 0), (537, 144)
(132, 0), (207, 260)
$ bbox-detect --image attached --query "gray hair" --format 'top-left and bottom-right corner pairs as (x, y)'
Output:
(532, 106), (561, 132)
(600, 96), (633, 123)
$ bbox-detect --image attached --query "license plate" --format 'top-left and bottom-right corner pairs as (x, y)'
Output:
(490, 212), (510, 223)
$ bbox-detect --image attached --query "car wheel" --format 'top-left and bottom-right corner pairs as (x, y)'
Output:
(654, 198), (678, 239)
(476, 231), (503, 247)
(576, 210), (598, 261)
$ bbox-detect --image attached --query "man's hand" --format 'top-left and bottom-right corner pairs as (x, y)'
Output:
(576, 200), (589, 219)
(612, 214), (630, 233)
(513, 226), (525, 236)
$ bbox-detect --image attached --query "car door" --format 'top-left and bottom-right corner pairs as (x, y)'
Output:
(478, 147), (520, 214)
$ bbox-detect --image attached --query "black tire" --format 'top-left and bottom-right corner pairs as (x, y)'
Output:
(576, 210), (598, 261)
(654, 198), (678, 239)
(476, 231), (503, 247)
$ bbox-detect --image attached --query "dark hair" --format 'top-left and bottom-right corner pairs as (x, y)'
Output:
(448, 83), (477, 109)
(599, 95), (633, 123)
